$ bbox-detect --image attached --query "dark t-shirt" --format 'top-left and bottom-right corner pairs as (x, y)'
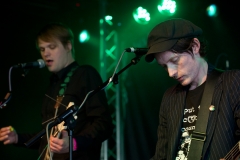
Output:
(176, 82), (205, 159)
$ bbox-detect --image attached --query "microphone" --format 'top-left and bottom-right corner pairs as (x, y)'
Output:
(53, 105), (78, 125)
(13, 59), (45, 69)
(125, 47), (148, 55)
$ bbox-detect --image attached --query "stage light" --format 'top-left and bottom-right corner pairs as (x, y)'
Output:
(206, 4), (218, 17)
(79, 30), (90, 43)
(157, 0), (176, 16)
(133, 6), (150, 25)
(105, 15), (113, 26)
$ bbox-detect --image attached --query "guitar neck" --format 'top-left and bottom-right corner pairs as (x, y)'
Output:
(224, 141), (240, 160)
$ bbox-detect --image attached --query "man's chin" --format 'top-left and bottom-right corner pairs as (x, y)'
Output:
(47, 67), (56, 73)
(180, 80), (189, 86)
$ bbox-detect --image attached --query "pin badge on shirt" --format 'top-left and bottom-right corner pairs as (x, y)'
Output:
(209, 105), (215, 111)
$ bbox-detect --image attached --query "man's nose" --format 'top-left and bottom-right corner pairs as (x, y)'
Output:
(167, 67), (177, 78)
(42, 49), (50, 57)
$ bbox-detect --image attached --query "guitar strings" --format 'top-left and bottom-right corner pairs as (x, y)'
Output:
(43, 94), (67, 160)
(45, 94), (68, 108)
(224, 142), (240, 160)
(41, 94), (68, 125)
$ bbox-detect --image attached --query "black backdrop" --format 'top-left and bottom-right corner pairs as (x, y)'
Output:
(0, 0), (239, 159)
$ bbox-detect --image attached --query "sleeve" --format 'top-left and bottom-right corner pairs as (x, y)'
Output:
(14, 133), (41, 149)
(151, 86), (176, 160)
(229, 70), (240, 139)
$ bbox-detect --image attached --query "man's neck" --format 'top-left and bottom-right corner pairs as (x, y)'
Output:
(189, 61), (208, 90)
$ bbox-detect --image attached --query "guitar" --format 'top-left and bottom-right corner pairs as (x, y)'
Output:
(224, 141), (240, 160)
(46, 102), (77, 160)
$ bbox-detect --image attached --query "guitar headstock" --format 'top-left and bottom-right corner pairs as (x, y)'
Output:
(56, 102), (76, 136)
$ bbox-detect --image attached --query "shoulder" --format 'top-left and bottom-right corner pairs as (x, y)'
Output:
(218, 69), (240, 88)
(74, 64), (100, 75)
(220, 69), (240, 81)
(208, 66), (240, 83)
(78, 64), (97, 70)
(163, 84), (182, 98)
(221, 69), (240, 76)
(77, 64), (97, 71)
(73, 64), (103, 83)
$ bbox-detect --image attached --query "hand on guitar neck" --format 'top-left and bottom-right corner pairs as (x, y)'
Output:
(49, 102), (77, 154)
(49, 129), (69, 154)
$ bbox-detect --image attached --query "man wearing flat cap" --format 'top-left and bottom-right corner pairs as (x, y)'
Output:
(146, 18), (240, 160)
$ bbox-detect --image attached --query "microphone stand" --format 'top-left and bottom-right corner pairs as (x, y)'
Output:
(0, 66), (14, 109)
(64, 110), (77, 160)
(0, 92), (12, 109)
(24, 55), (143, 159)
(1, 65), (38, 109)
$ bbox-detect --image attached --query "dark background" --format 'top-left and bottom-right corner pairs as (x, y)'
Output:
(0, 0), (239, 159)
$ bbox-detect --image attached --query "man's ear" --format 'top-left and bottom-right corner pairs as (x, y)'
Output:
(66, 41), (72, 52)
(192, 38), (200, 55)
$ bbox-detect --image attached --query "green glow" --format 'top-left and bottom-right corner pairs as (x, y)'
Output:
(101, 62), (104, 67)
(100, 29), (104, 36)
(158, 0), (176, 16)
(105, 15), (112, 21)
(133, 6), (150, 25)
(207, 4), (218, 17)
(79, 30), (90, 43)
(105, 15), (113, 26)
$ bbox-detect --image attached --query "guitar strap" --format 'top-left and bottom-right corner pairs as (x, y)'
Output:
(188, 68), (223, 159)
(44, 65), (78, 160)
(54, 65), (79, 109)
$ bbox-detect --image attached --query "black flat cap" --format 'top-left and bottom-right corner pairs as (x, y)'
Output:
(145, 18), (203, 62)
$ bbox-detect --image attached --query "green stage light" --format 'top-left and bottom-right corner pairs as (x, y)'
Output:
(158, 0), (176, 16)
(105, 15), (113, 26)
(133, 6), (150, 25)
(206, 4), (218, 17)
(79, 30), (90, 43)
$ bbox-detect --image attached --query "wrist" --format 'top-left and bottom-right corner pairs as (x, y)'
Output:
(14, 134), (18, 144)
(73, 137), (77, 151)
